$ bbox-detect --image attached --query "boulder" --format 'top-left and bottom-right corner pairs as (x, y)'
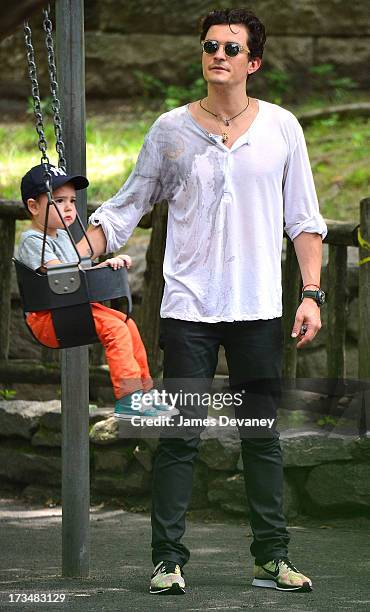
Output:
(207, 472), (249, 516)
(93, 445), (133, 473)
(31, 427), (62, 447)
(0, 400), (60, 440)
(133, 443), (153, 472)
(0, 441), (61, 486)
(199, 425), (241, 471)
(93, 460), (151, 495)
(280, 431), (354, 467)
(305, 462), (370, 508)
(90, 416), (120, 444)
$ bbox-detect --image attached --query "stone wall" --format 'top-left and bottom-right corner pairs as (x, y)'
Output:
(0, 400), (369, 519)
(0, 0), (369, 100)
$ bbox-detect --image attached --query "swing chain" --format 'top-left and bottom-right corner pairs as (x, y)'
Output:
(23, 21), (50, 169)
(42, 8), (66, 171)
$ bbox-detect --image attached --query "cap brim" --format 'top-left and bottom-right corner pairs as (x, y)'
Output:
(52, 173), (89, 191)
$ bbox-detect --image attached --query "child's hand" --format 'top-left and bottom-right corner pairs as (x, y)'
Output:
(119, 254), (132, 269)
(105, 254), (132, 270)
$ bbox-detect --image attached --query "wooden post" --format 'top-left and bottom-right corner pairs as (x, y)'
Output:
(0, 218), (15, 361)
(56, 0), (90, 577)
(327, 244), (347, 379)
(282, 238), (301, 378)
(358, 198), (370, 381)
(139, 201), (168, 376)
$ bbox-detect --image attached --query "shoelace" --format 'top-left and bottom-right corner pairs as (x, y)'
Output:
(276, 557), (300, 573)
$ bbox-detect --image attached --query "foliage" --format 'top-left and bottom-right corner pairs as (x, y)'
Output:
(134, 64), (207, 110)
(263, 68), (292, 105)
(0, 388), (17, 400)
(309, 64), (358, 103)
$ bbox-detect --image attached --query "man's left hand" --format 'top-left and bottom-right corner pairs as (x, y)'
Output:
(291, 299), (322, 349)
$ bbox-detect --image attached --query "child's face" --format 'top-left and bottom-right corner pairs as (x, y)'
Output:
(28, 183), (77, 236)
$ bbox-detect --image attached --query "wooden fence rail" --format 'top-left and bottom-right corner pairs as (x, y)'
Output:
(0, 197), (369, 384)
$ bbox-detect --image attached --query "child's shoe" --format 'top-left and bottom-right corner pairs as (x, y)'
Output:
(144, 389), (179, 415)
(115, 391), (175, 420)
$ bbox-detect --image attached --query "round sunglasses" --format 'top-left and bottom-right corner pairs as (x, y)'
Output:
(201, 39), (250, 57)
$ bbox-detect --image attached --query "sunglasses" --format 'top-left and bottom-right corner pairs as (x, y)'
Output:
(201, 39), (250, 57)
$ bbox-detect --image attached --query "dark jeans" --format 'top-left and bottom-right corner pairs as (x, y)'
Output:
(151, 317), (290, 567)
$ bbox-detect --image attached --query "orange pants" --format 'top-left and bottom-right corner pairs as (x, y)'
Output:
(26, 302), (153, 399)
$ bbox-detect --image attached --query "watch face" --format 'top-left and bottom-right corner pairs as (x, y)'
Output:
(317, 289), (326, 305)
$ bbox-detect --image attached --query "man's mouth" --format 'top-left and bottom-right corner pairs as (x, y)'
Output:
(211, 66), (228, 71)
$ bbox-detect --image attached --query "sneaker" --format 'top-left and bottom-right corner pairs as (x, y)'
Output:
(252, 557), (312, 592)
(150, 561), (185, 595)
(144, 389), (179, 415)
(115, 391), (170, 420)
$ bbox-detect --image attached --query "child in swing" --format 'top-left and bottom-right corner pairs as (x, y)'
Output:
(18, 163), (174, 420)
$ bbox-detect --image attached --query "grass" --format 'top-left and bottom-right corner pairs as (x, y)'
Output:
(1, 100), (369, 240)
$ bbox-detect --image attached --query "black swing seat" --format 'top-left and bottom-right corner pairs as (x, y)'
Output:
(13, 258), (132, 349)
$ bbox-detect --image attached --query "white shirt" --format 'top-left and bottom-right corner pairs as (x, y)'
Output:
(89, 100), (327, 322)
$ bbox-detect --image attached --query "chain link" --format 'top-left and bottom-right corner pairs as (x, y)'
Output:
(23, 21), (50, 170)
(42, 8), (66, 170)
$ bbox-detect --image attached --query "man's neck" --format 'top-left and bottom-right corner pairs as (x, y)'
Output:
(205, 84), (250, 118)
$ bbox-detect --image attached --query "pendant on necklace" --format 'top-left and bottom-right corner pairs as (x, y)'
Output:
(224, 119), (230, 126)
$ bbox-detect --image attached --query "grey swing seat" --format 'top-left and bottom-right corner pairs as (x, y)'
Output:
(14, 256), (132, 349)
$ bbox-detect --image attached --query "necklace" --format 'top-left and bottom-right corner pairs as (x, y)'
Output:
(199, 97), (250, 143)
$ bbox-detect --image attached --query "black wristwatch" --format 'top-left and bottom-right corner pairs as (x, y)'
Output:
(301, 288), (326, 307)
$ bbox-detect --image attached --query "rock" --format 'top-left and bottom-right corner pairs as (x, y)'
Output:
(0, 400), (60, 440)
(97, 0), (370, 37)
(280, 431), (354, 467)
(31, 427), (62, 447)
(199, 425), (241, 471)
(207, 472), (249, 516)
(85, 32), (199, 97)
(93, 461), (151, 495)
(93, 445), (133, 473)
(22, 484), (61, 505)
(305, 462), (370, 508)
(283, 475), (300, 519)
(90, 416), (119, 444)
(297, 344), (359, 379)
(316, 37), (370, 85)
(0, 441), (61, 486)
(40, 404), (112, 432)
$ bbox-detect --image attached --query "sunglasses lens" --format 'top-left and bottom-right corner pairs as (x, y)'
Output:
(203, 40), (219, 54)
(225, 43), (240, 57)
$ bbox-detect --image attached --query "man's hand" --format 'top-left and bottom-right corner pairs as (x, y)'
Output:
(291, 298), (322, 348)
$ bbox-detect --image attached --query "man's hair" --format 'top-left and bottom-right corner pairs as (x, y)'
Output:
(199, 8), (266, 60)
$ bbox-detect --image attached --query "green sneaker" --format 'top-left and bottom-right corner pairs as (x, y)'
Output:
(252, 557), (312, 592)
(150, 561), (185, 595)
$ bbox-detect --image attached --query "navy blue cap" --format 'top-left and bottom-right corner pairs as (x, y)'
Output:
(21, 163), (89, 206)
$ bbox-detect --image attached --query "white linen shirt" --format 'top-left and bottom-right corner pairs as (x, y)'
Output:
(89, 100), (327, 322)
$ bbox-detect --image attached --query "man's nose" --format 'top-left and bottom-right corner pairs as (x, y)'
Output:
(213, 44), (227, 60)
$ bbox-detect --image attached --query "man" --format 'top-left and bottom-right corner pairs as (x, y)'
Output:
(84, 7), (327, 596)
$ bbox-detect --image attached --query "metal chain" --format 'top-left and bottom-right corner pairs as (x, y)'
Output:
(42, 7), (66, 170)
(23, 21), (50, 169)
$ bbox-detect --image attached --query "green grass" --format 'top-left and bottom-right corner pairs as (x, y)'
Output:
(1, 104), (369, 228)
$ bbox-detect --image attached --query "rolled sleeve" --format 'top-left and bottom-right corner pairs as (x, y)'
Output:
(88, 130), (163, 253)
(283, 130), (327, 242)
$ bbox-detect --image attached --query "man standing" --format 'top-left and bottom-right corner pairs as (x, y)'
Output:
(85, 8), (327, 596)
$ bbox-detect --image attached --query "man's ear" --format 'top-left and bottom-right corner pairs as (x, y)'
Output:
(247, 57), (262, 75)
(27, 198), (38, 214)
